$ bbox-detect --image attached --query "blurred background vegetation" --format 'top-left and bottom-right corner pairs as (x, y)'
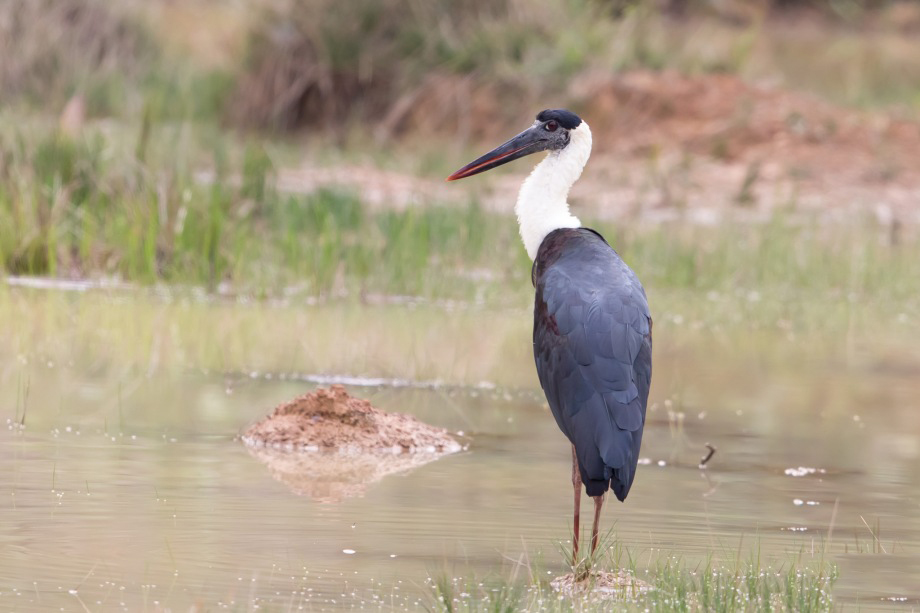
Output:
(1, 0), (919, 303)
(2, 5), (919, 605)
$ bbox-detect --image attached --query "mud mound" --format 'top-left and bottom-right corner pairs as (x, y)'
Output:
(578, 70), (812, 156)
(242, 385), (461, 452)
(574, 70), (920, 161)
(242, 385), (462, 502)
(568, 71), (920, 222)
(551, 569), (653, 600)
(371, 69), (920, 165)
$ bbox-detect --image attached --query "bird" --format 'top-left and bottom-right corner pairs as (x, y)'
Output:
(447, 109), (652, 564)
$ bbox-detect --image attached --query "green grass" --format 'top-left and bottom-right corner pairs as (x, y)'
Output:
(427, 543), (839, 612)
(3, 123), (920, 308)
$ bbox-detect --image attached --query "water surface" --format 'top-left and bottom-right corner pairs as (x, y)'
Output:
(1, 287), (919, 610)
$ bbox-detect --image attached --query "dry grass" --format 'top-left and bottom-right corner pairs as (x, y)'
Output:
(229, 0), (531, 133)
(0, 0), (155, 113)
(228, 0), (920, 138)
(3, 0), (918, 128)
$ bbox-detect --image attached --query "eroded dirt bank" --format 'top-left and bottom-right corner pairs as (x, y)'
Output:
(266, 71), (920, 228)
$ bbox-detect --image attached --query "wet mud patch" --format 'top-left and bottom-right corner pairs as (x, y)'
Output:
(551, 569), (653, 600)
(242, 385), (462, 501)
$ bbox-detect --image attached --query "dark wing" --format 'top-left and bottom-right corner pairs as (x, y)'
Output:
(533, 231), (652, 501)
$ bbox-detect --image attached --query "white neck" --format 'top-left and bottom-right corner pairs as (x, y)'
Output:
(515, 121), (592, 260)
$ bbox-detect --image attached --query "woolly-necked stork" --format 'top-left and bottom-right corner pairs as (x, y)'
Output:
(447, 109), (653, 562)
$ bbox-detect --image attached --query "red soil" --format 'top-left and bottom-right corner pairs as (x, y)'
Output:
(242, 384), (460, 452)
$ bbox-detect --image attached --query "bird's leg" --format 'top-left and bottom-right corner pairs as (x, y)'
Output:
(571, 445), (581, 568)
(590, 494), (605, 555)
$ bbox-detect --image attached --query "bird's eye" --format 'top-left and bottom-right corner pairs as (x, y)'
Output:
(545, 121), (558, 132)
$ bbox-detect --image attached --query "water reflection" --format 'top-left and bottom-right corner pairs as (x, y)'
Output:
(245, 445), (459, 503)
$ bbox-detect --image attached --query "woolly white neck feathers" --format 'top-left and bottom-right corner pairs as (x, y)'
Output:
(515, 121), (592, 260)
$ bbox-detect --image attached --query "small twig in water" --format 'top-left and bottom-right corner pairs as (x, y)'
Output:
(699, 443), (716, 468)
(859, 515), (887, 554)
(70, 591), (91, 613)
(826, 497), (839, 550)
(19, 375), (30, 427)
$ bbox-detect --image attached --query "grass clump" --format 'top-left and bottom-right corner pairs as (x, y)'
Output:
(0, 123), (524, 297)
(648, 556), (839, 612)
(432, 575), (523, 613)
(427, 545), (838, 612)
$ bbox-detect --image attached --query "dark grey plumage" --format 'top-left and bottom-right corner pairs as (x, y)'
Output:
(532, 228), (653, 501)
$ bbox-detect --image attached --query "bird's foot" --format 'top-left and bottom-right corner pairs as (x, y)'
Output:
(573, 562), (591, 583)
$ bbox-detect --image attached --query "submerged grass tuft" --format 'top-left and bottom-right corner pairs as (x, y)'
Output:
(644, 556), (839, 612)
(431, 574), (523, 613)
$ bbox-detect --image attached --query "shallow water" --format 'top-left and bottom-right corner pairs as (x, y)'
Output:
(1, 287), (920, 610)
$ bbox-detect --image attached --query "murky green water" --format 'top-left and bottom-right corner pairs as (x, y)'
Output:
(1, 286), (919, 610)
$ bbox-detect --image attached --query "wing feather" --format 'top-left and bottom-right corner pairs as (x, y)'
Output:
(533, 229), (652, 501)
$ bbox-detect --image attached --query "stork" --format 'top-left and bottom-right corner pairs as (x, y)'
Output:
(447, 110), (652, 564)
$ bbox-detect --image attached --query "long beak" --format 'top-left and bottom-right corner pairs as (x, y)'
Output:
(446, 125), (548, 181)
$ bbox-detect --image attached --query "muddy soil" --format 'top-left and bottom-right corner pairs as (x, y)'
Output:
(551, 569), (653, 600)
(242, 385), (462, 501)
(242, 384), (461, 453)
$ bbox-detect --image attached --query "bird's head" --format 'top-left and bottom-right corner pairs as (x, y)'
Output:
(446, 109), (583, 181)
